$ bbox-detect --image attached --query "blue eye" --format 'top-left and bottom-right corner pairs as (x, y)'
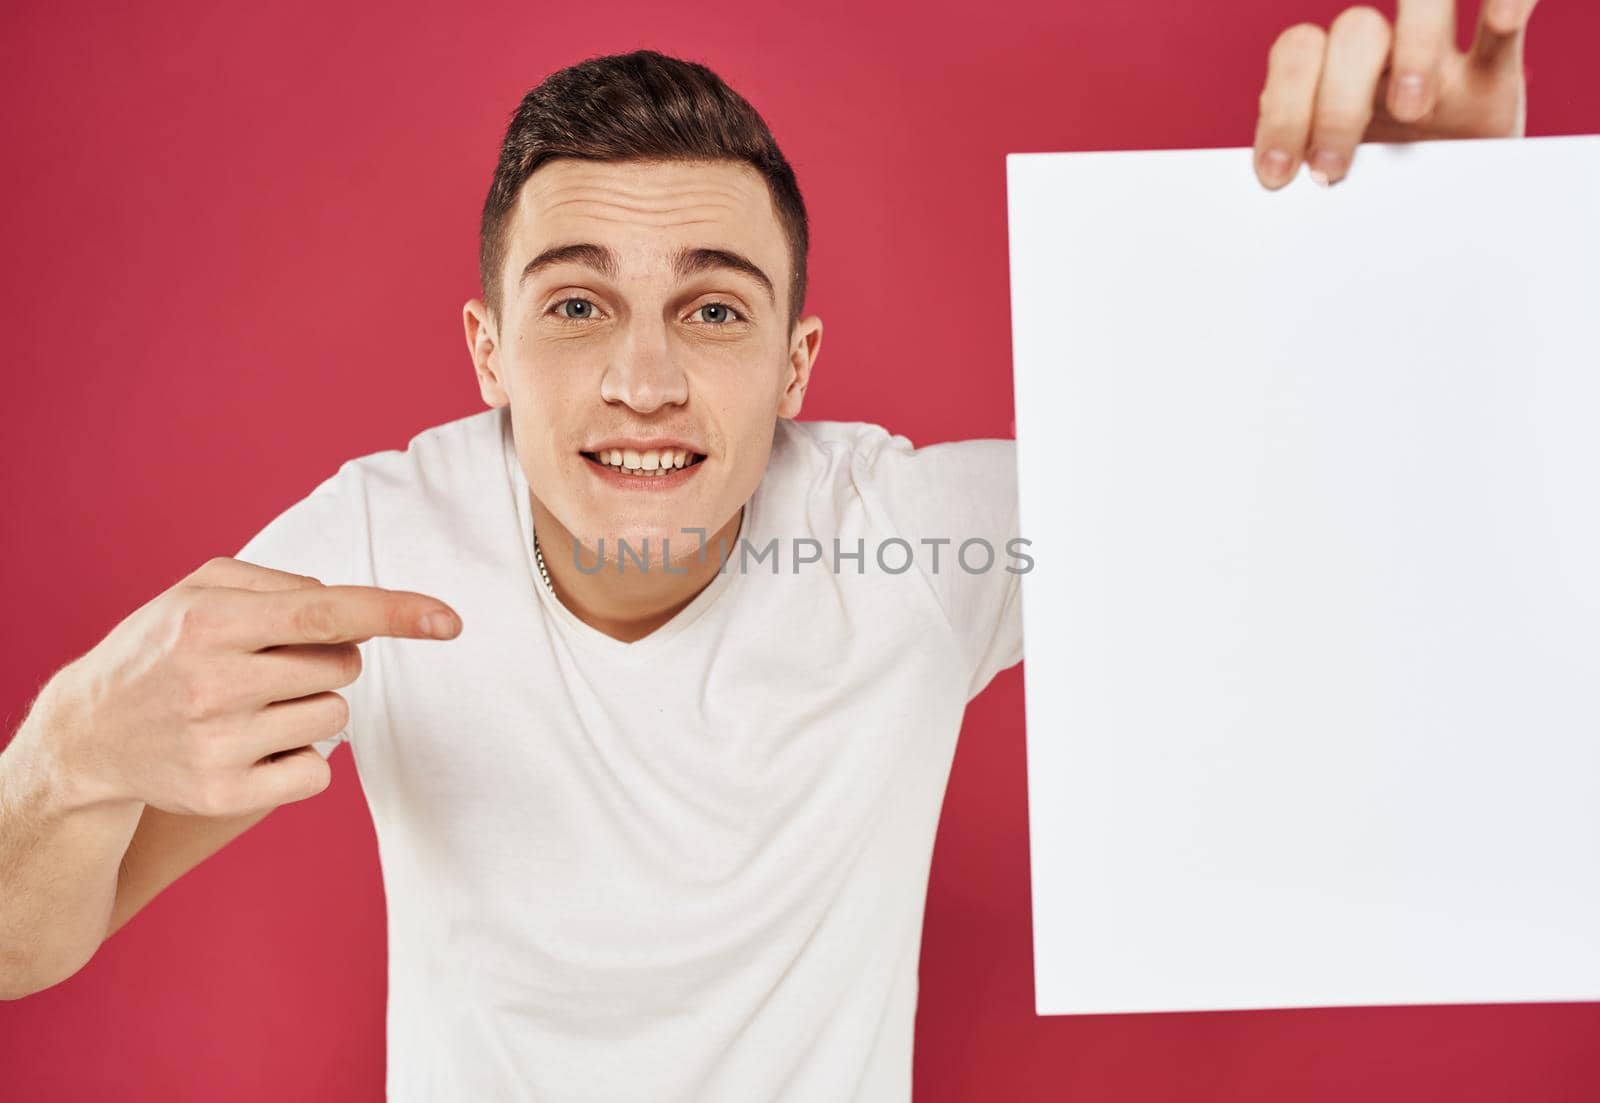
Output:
(695, 302), (744, 325)
(556, 298), (596, 321)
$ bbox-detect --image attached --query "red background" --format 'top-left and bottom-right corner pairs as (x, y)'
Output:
(3, 1), (1598, 1099)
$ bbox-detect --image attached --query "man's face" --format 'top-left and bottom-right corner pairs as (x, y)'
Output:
(464, 157), (822, 566)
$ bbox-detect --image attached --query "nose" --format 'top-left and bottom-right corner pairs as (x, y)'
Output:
(598, 323), (689, 413)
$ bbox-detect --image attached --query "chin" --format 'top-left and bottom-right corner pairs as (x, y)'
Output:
(615, 522), (706, 569)
(552, 518), (694, 570)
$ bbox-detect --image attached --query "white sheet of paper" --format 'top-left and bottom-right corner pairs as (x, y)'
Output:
(1006, 135), (1600, 1016)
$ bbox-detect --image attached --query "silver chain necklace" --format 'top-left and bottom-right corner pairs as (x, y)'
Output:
(532, 524), (554, 595)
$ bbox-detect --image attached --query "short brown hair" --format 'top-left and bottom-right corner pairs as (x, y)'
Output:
(478, 49), (810, 333)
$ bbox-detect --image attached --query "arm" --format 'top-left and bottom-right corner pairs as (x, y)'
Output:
(0, 675), (144, 999)
(0, 556), (460, 1000)
(0, 682), (277, 996)
(106, 804), (275, 940)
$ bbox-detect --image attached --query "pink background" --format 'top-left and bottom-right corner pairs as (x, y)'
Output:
(3, 0), (1598, 1098)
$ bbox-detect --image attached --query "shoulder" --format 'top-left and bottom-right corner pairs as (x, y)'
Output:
(773, 418), (1015, 502)
(235, 406), (509, 586)
(773, 417), (902, 463)
(341, 405), (508, 497)
(775, 416), (1011, 473)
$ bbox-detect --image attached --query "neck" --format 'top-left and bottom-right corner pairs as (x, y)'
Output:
(531, 494), (744, 644)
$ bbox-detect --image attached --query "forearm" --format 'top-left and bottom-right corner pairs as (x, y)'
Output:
(0, 680), (143, 999)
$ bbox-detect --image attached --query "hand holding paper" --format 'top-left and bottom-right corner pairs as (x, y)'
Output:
(1253, 0), (1538, 188)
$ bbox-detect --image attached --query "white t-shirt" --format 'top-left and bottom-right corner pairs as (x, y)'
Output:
(235, 404), (1024, 1102)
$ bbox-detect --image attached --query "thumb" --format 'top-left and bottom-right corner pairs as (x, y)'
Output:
(1467, 0), (1537, 75)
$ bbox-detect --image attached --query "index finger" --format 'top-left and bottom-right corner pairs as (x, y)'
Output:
(1388, 0), (1453, 122)
(230, 584), (463, 649)
(192, 555), (327, 592)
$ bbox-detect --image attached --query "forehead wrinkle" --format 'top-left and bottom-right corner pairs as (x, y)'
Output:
(528, 177), (763, 219)
(544, 179), (754, 202)
(536, 194), (754, 226)
(531, 171), (759, 201)
(548, 211), (726, 231)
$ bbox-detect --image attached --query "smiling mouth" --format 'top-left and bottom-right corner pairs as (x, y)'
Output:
(580, 450), (707, 478)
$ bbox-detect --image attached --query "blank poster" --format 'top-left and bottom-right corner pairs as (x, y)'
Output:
(1005, 135), (1600, 1016)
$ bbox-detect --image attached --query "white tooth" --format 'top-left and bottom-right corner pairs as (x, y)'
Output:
(641, 450), (660, 471)
(608, 449), (622, 466)
(622, 448), (640, 469)
(672, 449), (686, 468)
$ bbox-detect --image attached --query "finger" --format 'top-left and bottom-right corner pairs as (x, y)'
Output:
(242, 744), (333, 811)
(1469, 0), (1537, 72)
(1254, 22), (1328, 189)
(229, 584), (463, 650)
(245, 691), (350, 763)
(1388, 0), (1454, 121)
(1308, 6), (1394, 186)
(246, 642), (364, 706)
(193, 555), (326, 592)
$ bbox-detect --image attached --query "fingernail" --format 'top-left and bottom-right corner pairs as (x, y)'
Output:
(1393, 72), (1427, 118)
(1308, 148), (1344, 187)
(423, 611), (460, 638)
(1260, 149), (1292, 184)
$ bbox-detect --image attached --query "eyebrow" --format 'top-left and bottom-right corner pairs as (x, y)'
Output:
(517, 241), (775, 305)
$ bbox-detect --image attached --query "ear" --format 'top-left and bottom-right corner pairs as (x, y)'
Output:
(778, 315), (823, 419)
(464, 298), (509, 408)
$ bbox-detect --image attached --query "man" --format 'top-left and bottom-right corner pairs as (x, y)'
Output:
(0, 5), (1541, 1099)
